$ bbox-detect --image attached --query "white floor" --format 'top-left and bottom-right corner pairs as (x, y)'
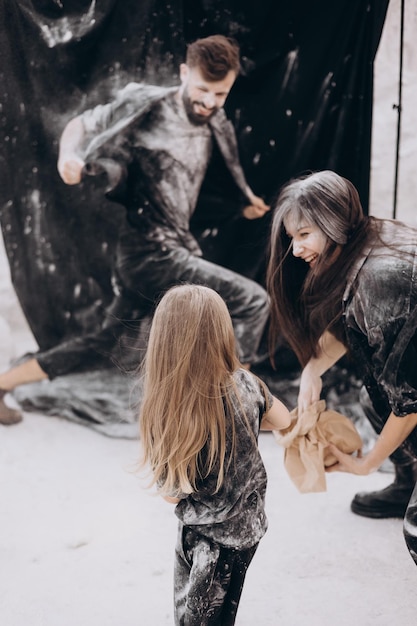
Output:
(1, 417), (416, 626)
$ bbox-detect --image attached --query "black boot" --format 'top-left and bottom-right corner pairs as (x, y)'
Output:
(351, 461), (417, 519)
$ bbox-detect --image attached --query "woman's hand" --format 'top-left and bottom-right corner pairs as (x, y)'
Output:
(325, 444), (371, 475)
(297, 332), (347, 415)
(298, 367), (323, 415)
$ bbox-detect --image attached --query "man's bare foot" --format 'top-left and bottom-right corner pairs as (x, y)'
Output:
(0, 389), (22, 425)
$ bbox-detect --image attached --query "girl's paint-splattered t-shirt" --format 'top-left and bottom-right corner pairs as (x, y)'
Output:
(175, 368), (273, 550)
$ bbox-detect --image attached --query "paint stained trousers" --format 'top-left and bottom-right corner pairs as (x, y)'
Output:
(37, 221), (269, 377)
(174, 524), (258, 626)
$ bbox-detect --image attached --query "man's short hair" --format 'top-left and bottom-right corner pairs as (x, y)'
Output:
(186, 35), (240, 81)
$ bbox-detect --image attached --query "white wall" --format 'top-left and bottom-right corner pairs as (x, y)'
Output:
(370, 0), (417, 224)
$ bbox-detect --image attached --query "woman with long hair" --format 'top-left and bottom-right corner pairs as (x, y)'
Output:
(266, 169), (417, 565)
(139, 284), (290, 625)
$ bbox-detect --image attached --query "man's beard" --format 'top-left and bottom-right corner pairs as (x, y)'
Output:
(182, 90), (217, 125)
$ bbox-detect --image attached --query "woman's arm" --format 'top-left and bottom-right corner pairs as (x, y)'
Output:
(328, 411), (417, 475)
(260, 396), (292, 431)
(298, 331), (347, 413)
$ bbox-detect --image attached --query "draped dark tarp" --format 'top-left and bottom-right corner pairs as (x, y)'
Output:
(0, 1), (389, 436)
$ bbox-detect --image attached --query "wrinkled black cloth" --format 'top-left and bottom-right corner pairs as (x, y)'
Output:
(1, 1), (389, 357)
(1, 0), (389, 430)
(13, 367), (140, 439)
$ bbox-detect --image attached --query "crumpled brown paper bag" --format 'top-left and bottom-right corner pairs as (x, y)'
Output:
(274, 399), (363, 493)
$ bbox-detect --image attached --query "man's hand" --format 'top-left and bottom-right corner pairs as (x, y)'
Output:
(57, 116), (86, 185)
(243, 193), (270, 220)
(57, 155), (85, 185)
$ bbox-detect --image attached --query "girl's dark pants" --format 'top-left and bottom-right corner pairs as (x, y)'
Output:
(174, 524), (258, 626)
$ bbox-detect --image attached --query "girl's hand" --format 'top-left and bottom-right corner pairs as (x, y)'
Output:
(325, 443), (371, 475)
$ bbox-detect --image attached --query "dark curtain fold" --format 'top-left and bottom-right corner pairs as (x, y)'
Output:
(0, 0), (389, 354)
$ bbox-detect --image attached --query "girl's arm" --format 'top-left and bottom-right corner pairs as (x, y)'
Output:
(298, 331), (347, 414)
(260, 396), (292, 431)
(327, 411), (417, 475)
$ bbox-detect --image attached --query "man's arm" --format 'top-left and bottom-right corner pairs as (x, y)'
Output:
(209, 114), (270, 220)
(57, 83), (148, 186)
(57, 116), (86, 185)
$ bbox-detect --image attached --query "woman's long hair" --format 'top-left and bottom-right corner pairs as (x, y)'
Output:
(139, 284), (241, 497)
(267, 170), (377, 367)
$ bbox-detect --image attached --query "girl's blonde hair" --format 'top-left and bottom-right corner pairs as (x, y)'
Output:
(139, 284), (241, 497)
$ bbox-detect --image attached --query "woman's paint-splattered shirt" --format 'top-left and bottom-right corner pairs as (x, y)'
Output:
(343, 219), (417, 454)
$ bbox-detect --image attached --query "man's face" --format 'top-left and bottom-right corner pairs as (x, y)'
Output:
(179, 64), (237, 125)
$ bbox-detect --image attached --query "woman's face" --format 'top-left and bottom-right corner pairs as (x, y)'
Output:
(284, 217), (328, 269)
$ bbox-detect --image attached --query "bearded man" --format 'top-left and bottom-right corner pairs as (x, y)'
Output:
(0, 35), (271, 424)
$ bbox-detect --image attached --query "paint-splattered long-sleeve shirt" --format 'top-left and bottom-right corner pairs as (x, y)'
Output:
(174, 368), (273, 550)
(79, 83), (251, 258)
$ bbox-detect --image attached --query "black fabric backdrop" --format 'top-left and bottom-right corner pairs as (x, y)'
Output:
(0, 1), (389, 434)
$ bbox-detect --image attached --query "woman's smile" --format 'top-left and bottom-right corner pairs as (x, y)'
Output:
(284, 219), (327, 267)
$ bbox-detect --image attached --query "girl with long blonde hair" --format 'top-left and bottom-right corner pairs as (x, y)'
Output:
(139, 284), (290, 625)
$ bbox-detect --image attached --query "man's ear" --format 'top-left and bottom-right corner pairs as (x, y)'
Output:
(179, 63), (189, 84)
